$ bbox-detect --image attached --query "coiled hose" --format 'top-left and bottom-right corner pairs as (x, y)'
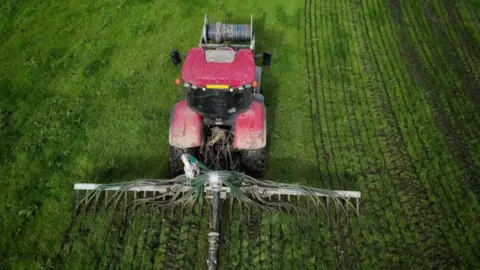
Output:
(206, 23), (252, 43)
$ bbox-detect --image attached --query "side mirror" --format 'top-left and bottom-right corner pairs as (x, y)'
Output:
(171, 50), (181, 65)
(262, 52), (272, 67)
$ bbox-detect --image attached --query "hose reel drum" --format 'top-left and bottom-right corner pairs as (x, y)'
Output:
(199, 14), (255, 50)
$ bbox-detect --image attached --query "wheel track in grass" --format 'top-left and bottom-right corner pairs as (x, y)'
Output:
(394, 0), (476, 221)
(357, 0), (438, 266)
(388, 0), (477, 259)
(419, 1), (480, 136)
(406, 0), (480, 206)
(423, 1), (480, 114)
(421, 1), (480, 192)
(443, 0), (480, 64)
(443, 0), (480, 104)
(406, 0), (480, 170)
(372, 0), (458, 253)
(373, 0), (473, 266)
(392, 0), (480, 262)
(368, 0), (459, 266)
(439, 0), (480, 84)
(398, 0), (479, 264)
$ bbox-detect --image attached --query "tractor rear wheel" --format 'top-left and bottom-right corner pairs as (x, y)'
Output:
(169, 146), (198, 177)
(240, 148), (266, 177)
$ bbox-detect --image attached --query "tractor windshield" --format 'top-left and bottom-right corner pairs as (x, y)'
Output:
(187, 87), (250, 120)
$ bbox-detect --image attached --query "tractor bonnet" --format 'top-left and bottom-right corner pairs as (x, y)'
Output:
(181, 48), (256, 88)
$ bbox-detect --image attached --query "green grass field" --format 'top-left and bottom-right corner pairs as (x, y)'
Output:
(1, 0), (480, 269)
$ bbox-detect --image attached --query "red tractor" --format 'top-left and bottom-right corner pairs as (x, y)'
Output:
(169, 14), (272, 177)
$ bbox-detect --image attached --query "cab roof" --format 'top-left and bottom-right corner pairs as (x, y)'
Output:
(181, 48), (256, 88)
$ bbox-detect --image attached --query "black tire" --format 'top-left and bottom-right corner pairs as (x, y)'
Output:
(240, 148), (266, 178)
(169, 146), (198, 177)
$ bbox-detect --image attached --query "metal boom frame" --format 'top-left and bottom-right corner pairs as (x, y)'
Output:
(74, 171), (360, 270)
